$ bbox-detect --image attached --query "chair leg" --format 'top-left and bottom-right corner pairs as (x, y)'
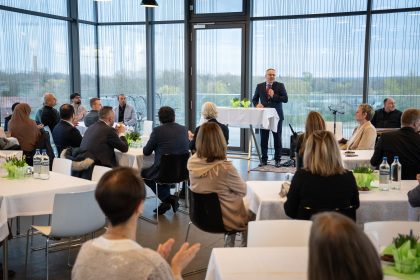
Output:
(185, 222), (192, 242)
(31, 216), (35, 247)
(67, 238), (73, 267)
(16, 216), (20, 235)
(156, 185), (159, 223)
(25, 228), (31, 279)
(46, 237), (50, 280)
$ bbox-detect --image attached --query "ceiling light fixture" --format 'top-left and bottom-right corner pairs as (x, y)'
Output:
(140, 0), (159, 7)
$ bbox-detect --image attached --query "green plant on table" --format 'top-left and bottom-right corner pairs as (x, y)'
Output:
(126, 131), (141, 147)
(389, 234), (420, 274)
(231, 98), (240, 108)
(241, 98), (251, 108)
(2, 156), (28, 179)
(352, 165), (377, 189)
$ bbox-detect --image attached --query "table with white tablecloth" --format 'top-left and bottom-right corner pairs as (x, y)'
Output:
(341, 150), (375, 170)
(244, 180), (420, 224)
(115, 148), (154, 170)
(0, 172), (96, 278)
(205, 247), (398, 280)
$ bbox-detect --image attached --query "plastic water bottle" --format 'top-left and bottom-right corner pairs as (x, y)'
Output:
(379, 157), (390, 191)
(33, 149), (41, 179)
(391, 156), (402, 190)
(40, 149), (50, 180)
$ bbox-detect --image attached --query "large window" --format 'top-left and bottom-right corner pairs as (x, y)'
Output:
(0, 10), (70, 120)
(195, 0), (243, 14)
(253, 16), (366, 144)
(154, 0), (184, 21)
(368, 12), (420, 111)
(79, 24), (98, 103)
(98, 25), (147, 122)
(0, 0), (67, 17)
(97, 0), (145, 23)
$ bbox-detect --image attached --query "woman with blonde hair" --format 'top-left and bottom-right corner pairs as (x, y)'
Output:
(188, 102), (229, 153)
(309, 212), (382, 280)
(295, 111), (326, 169)
(340, 104), (376, 150)
(284, 130), (359, 220)
(188, 122), (248, 246)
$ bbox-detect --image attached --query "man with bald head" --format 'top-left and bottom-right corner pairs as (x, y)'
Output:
(371, 98), (402, 128)
(34, 93), (61, 131)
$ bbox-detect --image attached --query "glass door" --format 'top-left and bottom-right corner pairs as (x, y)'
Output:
(192, 23), (246, 149)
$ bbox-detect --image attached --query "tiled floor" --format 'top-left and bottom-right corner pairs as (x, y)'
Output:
(4, 156), (287, 280)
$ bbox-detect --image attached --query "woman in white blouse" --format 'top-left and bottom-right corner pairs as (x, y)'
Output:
(72, 167), (200, 280)
(340, 104), (376, 150)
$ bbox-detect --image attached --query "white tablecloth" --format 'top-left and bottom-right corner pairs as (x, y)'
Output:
(0, 172), (96, 241)
(76, 122), (88, 136)
(200, 108), (280, 132)
(244, 180), (420, 224)
(205, 247), (398, 280)
(115, 148), (154, 170)
(341, 150), (375, 170)
(0, 150), (23, 176)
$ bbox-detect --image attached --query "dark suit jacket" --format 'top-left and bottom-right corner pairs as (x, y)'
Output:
(142, 122), (189, 180)
(41, 106), (60, 131)
(252, 81), (288, 120)
(52, 120), (82, 150)
(371, 108), (402, 128)
(80, 121), (128, 167)
(84, 110), (99, 127)
(189, 119), (229, 152)
(371, 127), (420, 180)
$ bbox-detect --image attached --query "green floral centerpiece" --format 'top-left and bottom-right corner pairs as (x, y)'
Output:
(382, 234), (420, 275)
(241, 98), (251, 108)
(125, 131), (141, 148)
(2, 156), (28, 179)
(352, 166), (378, 189)
(230, 98), (240, 108)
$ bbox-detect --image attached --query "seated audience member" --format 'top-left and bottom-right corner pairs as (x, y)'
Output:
(340, 104), (376, 150)
(142, 106), (189, 215)
(40, 93), (61, 131)
(407, 174), (420, 207)
(8, 103), (42, 161)
(188, 102), (229, 152)
(371, 97), (402, 128)
(308, 212), (383, 280)
(113, 94), (137, 126)
(4, 102), (20, 132)
(84, 98), (102, 127)
(72, 167), (200, 280)
(70, 93), (88, 122)
(284, 131), (360, 220)
(371, 108), (420, 180)
(295, 111), (325, 170)
(188, 122), (248, 247)
(80, 106), (128, 167)
(52, 104), (83, 153)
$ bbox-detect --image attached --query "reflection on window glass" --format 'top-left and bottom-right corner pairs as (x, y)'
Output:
(368, 12), (420, 112)
(0, 10), (70, 120)
(0, 0), (67, 17)
(373, 0), (420, 10)
(253, 0), (366, 17)
(252, 16), (366, 147)
(79, 24), (98, 103)
(78, 0), (96, 22)
(195, 0), (242, 14)
(98, 0), (145, 22)
(98, 25), (147, 124)
(155, 24), (185, 125)
(154, 0), (184, 21)
(196, 28), (242, 147)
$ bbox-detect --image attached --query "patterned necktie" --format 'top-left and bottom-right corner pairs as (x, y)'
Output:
(266, 84), (270, 99)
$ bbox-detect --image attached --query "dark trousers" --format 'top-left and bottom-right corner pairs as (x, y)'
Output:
(143, 179), (171, 202)
(260, 120), (283, 162)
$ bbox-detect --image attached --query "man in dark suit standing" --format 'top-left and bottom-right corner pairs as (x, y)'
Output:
(52, 104), (83, 153)
(371, 108), (420, 180)
(142, 106), (189, 215)
(80, 106), (128, 167)
(252, 68), (288, 167)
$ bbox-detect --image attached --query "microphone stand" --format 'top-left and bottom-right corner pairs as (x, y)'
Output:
(328, 106), (344, 135)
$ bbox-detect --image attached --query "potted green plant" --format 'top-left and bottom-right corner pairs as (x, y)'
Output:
(352, 166), (378, 190)
(125, 131), (141, 148)
(2, 156), (28, 179)
(230, 98), (240, 108)
(241, 98), (251, 108)
(391, 234), (419, 274)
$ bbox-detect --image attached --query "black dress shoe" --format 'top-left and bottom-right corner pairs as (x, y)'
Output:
(166, 195), (180, 213)
(153, 202), (171, 215)
(275, 161), (281, 168)
(259, 162), (267, 167)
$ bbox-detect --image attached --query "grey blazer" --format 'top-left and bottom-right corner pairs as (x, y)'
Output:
(113, 104), (137, 126)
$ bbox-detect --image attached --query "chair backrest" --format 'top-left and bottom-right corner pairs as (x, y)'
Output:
(188, 189), (226, 234)
(247, 220), (313, 247)
(157, 153), (190, 184)
(142, 120), (153, 137)
(325, 121), (343, 140)
(91, 165), (112, 182)
(50, 190), (106, 237)
(364, 221), (420, 246)
(297, 206), (356, 221)
(52, 158), (72, 176)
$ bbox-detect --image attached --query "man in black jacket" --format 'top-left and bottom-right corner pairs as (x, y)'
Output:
(371, 98), (402, 128)
(52, 104), (83, 154)
(40, 93), (61, 131)
(80, 106), (128, 167)
(371, 108), (420, 179)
